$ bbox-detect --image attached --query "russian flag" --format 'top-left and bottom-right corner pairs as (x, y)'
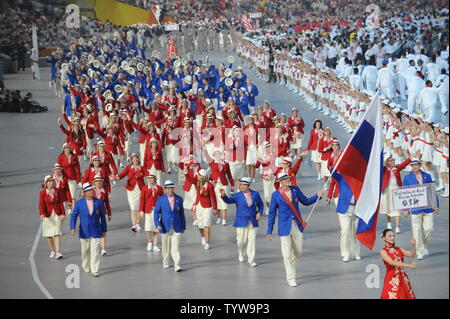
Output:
(332, 91), (383, 249)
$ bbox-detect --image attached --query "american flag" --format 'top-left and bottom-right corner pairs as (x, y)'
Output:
(236, 3), (254, 31)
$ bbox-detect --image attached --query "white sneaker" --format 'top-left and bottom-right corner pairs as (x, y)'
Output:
(250, 262), (258, 267)
(395, 227), (401, 234)
(204, 243), (210, 250)
(174, 265), (182, 272)
(424, 248), (429, 256)
(136, 224), (142, 232)
(67, 209), (72, 215)
(417, 255), (424, 260)
(147, 242), (153, 251)
(317, 175), (322, 181)
(354, 255), (361, 260)
(387, 223), (392, 230)
(201, 237), (206, 246)
(288, 281), (298, 287)
(167, 168), (172, 174)
(342, 256), (350, 262)
(163, 264), (170, 269)
(193, 220), (198, 226)
(101, 249), (108, 256)
(221, 219), (227, 226)
(216, 218), (222, 224)
(55, 252), (63, 260)
(153, 245), (160, 252)
(49, 251), (55, 258)
(238, 255), (245, 262)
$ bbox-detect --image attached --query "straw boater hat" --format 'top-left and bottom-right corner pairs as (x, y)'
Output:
(44, 175), (54, 183)
(410, 159), (421, 166)
(62, 143), (71, 150)
(146, 172), (156, 179)
(282, 157), (293, 165)
(164, 180), (175, 188)
(52, 163), (63, 170)
(198, 169), (208, 178)
(93, 175), (103, 183)
(277, 172), (290, 182)
(130, 153), (139, 160)
(239, 177), (252, 185)
(82, 183), (94, 192)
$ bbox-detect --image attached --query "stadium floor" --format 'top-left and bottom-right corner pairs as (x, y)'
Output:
(0, 51), (448, 299)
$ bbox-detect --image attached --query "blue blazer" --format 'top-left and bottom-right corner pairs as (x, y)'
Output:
(237, 95), (250, 115)
(244, 84), (259, 106)
(403, 171), (439, 214)
(70, 198), (107, 239)
(221, 190), (264, 228)
(330, 171), (355, 214)
(267, 186), (319, 236)
(154, 194), (186, 234)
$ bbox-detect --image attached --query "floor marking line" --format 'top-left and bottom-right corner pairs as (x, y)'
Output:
(29, 222), (54, 299)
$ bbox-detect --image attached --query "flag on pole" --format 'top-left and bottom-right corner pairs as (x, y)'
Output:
(31, 23), (41, 80)
(151, 4), (161, 24)
(236, 3), (254, 31)
(331, 91), (383, 249)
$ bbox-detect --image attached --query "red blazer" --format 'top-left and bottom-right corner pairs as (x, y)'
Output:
(130, 121), (149, 144)
(162, 126), (180, 146)
(381, 158), (411, 192)
(94, 188), (112, 216)
(288, 116), (305, 134)
(143, 106), (166, 128)
(92, 151), (119, 176)
(318, 137), (335, 161)
(82, 167), (111, 194)
(59, 124), (87, 156)
(274, 158), (303, 189)
(39, 189), (66, 217)
(118, 165), (146, 191)
(224, 135), (247, 162)
(194, 181), (217, 210)
(57, 153), (81, 182)
(83, 114), (100, 139)
(144, 147), (165, 172)
(306, 129), (322, 151)
(139, 185), (164, 213)
(182, 167), (200, 192)
(243, 125), (258, 146)
(209, 162), (235, 186)
(52, 175), (72, 203)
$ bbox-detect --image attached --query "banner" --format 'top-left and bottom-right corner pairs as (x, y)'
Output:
(164, 24), (180, 31)
(392, 183), (436, 211)
(95, 0), (158, 26)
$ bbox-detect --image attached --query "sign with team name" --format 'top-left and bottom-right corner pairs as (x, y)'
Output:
(392, 183), (436, 211)
(164, 24), (179, 31)
(249, 12), (262, 18)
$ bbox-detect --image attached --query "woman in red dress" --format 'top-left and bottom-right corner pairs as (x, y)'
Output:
(380, 229), (417, 299)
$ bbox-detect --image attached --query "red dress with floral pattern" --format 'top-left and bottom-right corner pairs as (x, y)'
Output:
(381, 245), (416, 299)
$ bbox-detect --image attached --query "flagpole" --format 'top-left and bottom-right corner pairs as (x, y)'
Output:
(303, 90), (381, 227)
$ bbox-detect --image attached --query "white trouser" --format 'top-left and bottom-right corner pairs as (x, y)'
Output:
(439, 93), (449, 115)
(161, 227), (181, 267)
(229, 162), (244, 184)
(407, 92), (418, 113)
(337, 207), (361, 257)
(80, 237), (101, 273)
(139, 142), (145, 164)
(280, 221), (303, 282)
(411, 213), (434, 255)
(262, 177), (275, 204)
(398, 75), (407, 100)
(236, 222), (257, 264)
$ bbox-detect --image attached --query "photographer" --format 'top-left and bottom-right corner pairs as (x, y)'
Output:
(21, 92), (47, 113)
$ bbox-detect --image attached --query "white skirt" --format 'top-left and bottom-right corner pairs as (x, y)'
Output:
(215, 182), (228, 210)
(127, 184), (141, 211)
(311, 150), (322, 163)
(167, 144), (178, 163)
(421, 143), (435, 163)
(433, 150), (442, 166)
(291, 134), (303, 149)
(145, 211), (158, 232)
(184, 184), (197, 210)
(68, 180), (77, 200)
(321, 159), (331, 177)
(196, 206), (213, 228)
(379, 185), (400, 217)
(42, 212), (63, 237)
(246, 144), (258, 165)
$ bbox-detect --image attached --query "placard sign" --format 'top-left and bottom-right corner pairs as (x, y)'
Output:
(392, 183), (436, 211)
(249, 12), (262, 18)
(164, 24), (180, 31)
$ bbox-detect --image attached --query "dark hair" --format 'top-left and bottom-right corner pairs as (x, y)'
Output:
(313, 119), (323, 129)
(381, 228), (394, 238)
